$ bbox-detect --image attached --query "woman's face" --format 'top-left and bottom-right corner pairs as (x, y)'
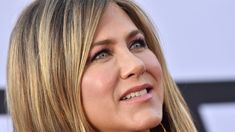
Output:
(82, 3), (164, 132)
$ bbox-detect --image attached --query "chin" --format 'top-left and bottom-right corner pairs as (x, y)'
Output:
(130, 114), (162, 131)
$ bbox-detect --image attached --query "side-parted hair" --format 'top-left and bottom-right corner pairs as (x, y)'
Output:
(7, 0), (197, 131)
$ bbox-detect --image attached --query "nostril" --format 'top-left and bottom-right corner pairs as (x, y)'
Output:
(127, 73), (135, 78)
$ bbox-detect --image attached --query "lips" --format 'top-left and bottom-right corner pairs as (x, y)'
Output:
(120, 83), (153, 101)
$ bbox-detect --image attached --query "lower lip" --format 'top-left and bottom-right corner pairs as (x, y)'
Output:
(120, 90), (153, 105)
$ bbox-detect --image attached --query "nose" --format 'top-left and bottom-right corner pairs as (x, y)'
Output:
(119, 51), (146, 79)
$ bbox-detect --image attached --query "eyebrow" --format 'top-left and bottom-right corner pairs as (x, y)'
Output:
(92, 29), (144, 47)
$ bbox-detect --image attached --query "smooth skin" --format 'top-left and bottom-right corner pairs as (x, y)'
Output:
(82, 3), (164, 132)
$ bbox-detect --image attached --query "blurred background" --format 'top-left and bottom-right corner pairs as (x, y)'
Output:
(1, 0), (235, 131)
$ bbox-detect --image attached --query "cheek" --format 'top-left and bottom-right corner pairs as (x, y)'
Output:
(141, 50), (163, 81)
(141, 51), (164, 99)
(81, 63), (119, 129)
(82, 66), (116, 99)
(81, 63), (119, 115)
(147, 57), (162, 81)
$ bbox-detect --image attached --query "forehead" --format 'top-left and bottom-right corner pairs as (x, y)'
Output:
(93, 3), (138, 42)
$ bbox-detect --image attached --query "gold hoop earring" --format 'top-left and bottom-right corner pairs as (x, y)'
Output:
(160, 123), (166, 132)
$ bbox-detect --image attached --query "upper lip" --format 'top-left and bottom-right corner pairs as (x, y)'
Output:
(119, 83), (153, 101)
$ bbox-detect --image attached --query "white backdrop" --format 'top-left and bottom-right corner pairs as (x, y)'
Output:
(1, 0), (235, 131)
(0, 0), (32, 89)
(135, 0), (235, 82)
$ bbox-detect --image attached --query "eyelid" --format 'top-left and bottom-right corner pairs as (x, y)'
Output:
(129, 38), (147, 50)
(90, 48), (111, 62)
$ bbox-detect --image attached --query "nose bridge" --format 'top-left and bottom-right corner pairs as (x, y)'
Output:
(118, 49), (146, 79)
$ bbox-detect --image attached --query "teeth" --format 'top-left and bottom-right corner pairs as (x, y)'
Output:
(122, 89), (147, 100)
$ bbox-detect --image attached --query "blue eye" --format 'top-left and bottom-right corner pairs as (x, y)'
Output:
(129, 39), (147, 50)
(91, 49), (111, 62)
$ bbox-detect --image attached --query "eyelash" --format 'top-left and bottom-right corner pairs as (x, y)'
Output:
(90, 48), (111, 62)
(129, 38), (147, 50)
(90, 38), (147, 62)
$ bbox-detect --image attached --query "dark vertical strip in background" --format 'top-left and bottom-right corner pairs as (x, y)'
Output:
(0, 88), (7, 114)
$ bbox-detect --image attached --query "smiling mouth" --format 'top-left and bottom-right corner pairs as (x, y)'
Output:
(120, 87), (152, 101)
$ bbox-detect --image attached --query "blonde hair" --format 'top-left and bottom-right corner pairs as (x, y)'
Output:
(7, 0), (197, 131)
(7, 0), (106, 131)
